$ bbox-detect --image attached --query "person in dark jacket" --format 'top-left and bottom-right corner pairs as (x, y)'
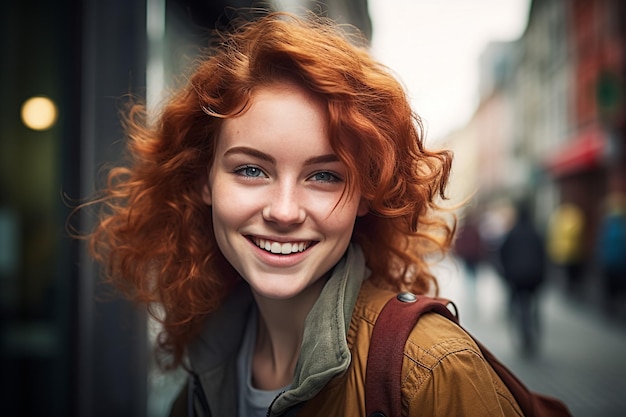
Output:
(499, 203), (546, 356)
(596, 192), (626, 314)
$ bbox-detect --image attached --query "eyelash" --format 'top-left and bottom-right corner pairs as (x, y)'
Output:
(233, 166), (342, 183)
(310, 171), (341, 183)
(234, 165), (266, 178)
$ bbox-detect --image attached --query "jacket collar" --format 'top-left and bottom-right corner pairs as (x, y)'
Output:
(271, 244), (367, 414)
(187, 244), (368, 416)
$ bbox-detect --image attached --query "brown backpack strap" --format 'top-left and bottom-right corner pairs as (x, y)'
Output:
(365, 293), (456, 417)
(365, 293), (572, 417)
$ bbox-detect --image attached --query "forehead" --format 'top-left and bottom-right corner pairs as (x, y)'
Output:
(217, 82), (329, 147)
(247, 81), (325, 116)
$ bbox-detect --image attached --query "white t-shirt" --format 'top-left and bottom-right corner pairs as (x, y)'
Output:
(236, 309), (290, 417)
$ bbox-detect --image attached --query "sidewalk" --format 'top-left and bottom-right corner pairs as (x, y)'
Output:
(435, 257), (626, 417)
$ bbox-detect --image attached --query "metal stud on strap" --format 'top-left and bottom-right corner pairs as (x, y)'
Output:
(396, 292), (417, 303)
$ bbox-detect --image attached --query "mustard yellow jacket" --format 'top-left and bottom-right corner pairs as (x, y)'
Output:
(183, 245), (523, 416)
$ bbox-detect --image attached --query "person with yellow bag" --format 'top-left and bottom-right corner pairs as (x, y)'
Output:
(547, 203), (585, 292)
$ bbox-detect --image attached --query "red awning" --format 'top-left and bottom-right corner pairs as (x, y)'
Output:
(544, 128), (607, 177)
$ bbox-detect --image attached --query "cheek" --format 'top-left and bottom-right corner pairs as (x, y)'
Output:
(211, 204), (235, 230)
(321, 204), (360, 236)
(209, 184), (237, 226)
(210, 183), (260, 228)
(210, 201), (245, 261)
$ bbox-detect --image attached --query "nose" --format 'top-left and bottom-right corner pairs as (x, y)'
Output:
(262, 181), (306, 226)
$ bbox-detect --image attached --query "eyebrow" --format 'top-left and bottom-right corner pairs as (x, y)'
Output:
(222, 146), (340, 165)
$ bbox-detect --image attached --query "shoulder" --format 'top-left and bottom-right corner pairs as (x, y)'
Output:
(348, 280), (481, 364)
(350, 280), (522, 416)
(403, 310), (522, 416)
(406, 311), (481, 366)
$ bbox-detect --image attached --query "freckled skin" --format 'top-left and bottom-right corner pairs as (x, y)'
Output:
(202, 82), (368, 301)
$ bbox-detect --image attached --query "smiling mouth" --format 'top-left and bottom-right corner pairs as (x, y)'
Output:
(251, 237), (313, 255)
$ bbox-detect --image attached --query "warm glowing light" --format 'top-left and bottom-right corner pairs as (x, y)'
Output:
(21, 96), (58, 131)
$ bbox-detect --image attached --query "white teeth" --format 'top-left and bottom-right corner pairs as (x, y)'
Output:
(254, 238), (309, 254)
(271, 242), (281, 253)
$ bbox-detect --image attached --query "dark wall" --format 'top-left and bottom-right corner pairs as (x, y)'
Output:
(78, 2), (149, 416)
(0, 0), (83, 416)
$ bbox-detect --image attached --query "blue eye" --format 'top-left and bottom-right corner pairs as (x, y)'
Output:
(311, 171), (340, 183)
(236, 166), (266, 178)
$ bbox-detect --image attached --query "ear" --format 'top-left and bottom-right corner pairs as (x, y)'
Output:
(201, 183), (212, 206)
(357, 198), (369, 217)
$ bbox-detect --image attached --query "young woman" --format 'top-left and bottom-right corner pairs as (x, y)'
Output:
(87, 12), (526, 417)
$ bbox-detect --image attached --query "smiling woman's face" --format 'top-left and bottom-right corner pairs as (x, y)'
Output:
(202, 82), (367, 300)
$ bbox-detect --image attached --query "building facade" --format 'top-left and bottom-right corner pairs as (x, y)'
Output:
(447, 0), (625, 279)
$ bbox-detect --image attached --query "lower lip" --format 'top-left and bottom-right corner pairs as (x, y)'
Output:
(249, 239), (310, 267)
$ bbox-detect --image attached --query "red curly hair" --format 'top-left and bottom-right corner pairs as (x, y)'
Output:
(87, 12), (454, 369)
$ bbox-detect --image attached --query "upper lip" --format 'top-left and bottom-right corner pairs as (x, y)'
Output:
(246, 234), (315, 244)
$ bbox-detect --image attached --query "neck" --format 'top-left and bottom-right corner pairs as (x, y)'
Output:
(250, 277), (327, 390)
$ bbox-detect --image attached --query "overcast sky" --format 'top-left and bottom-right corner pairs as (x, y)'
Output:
(369, 0), (531, 143)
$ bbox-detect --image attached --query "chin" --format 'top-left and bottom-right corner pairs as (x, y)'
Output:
(251, 284), (307, 300)
(248, 274), (320, 301)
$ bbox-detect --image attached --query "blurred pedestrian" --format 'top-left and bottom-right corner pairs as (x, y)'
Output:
(547, 203), (585, 292)
(596, 192), (626, 314)
(453, 211), (486, 306)
(454, 211), (485, 281)
(499, 202), (546, 356)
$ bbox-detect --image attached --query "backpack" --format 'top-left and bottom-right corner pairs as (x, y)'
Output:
(365, 293), (572, 417)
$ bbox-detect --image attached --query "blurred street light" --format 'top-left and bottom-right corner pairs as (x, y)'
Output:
(20, 96), (58, 131)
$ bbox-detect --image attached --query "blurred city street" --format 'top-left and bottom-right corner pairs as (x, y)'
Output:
(436, 257), (626, 417)
(4, 1), (626, 415)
